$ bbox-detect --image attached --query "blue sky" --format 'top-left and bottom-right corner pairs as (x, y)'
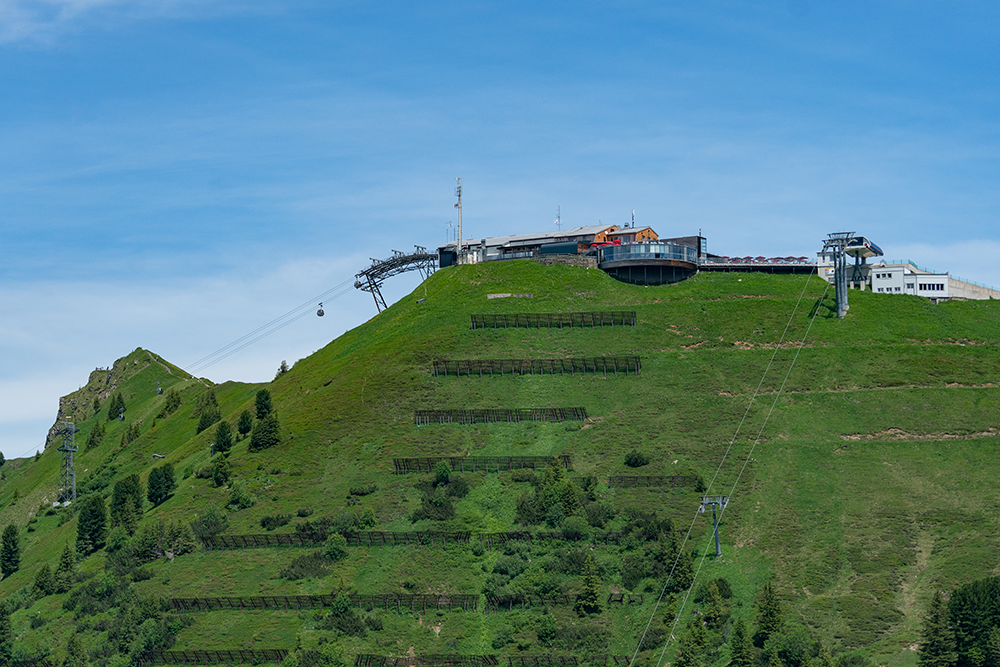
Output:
(2, 0), (998, 458)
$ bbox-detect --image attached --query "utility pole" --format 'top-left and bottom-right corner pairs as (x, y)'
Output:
(58, 421), (78, 503)
(700, 495), (728, 557)
(454, 178), (462, 261)
(822, 232), (855, 319)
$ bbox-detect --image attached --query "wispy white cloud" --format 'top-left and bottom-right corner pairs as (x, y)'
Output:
(0, 248), (419, 460)
(0, 0), (277, 44)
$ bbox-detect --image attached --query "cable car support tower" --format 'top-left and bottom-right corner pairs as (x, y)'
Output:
(822, 232), (853, 319)
(354, 246), (438, 312)
(57, 421), (78, 503)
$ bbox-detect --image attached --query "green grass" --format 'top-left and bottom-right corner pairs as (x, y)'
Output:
(2, 261), (999, 665)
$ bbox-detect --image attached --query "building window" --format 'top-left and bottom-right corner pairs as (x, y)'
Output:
(895, 287), (901, 292)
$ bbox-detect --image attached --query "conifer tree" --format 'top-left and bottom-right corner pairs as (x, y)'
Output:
(85, 422), (105, 449)
(0, 602), (12, 667)
(147, 464), (176, 506)
(110, 474), (144, 531)
(704, 580), (730, 630)
(56, 542), (76, 593)
(668, 546), (694, 594)
(677, 620), (709, 667)
(64, 632), (88, 667)
(214, 421), (233, 455)
(237, 410), (253, 440)
(985, 627), (1000, 667)
(729, 617), (755, 667)
(560, 480), (582, 516)
(574, 552), (603, 615)
(249, 412), (281, 451)
(32, 564), (54, 597)
(0, 525), (19, 578)
(76, 495), (107, 555)
(754, 580), (785, 647)
(919, 591), (957, 667)
(255, 388), (273, 419)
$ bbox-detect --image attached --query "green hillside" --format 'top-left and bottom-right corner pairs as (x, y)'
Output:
(2, 260), (999, 667)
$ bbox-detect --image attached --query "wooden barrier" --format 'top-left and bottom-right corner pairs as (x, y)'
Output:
(470, 312), (637, 330)
(414, 408), (587, 426)
(431, 357), (640, 378)
(356, 657), (499, 667)
(199, 533), (325, 550)
(393, 456), (571, 475)
(138, 650), (288, 666)
(171, 595), (477, 613)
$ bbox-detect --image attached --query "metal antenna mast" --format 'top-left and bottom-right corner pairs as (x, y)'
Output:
(822, 232), (855, 319)
(454, 178), (462, 261)
(57, 421), (78, 503)
(555, 206), (561, 231)
(700, 495), (729, 557)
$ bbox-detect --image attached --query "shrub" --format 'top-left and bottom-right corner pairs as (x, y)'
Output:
(190, 509), (228, 540)
(363, 615), (383, 632)
(349, 483), (377, 497)
(510, 469), (537, 484)
(279, 551), (328, 580)
(249, 413), (281, 451)
(624, 450), (650, 468)
(260, 514), (292, 531)
(296, 507), (314, 518)
(228, 483), (255, 511)
(323, 534), (348, 562)
(212, 459), (232, 487)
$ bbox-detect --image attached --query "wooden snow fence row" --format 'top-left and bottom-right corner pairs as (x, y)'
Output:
(200, 528), (655, 552)
(393, 455), (571, 475)
(431, 357), (640, 378)
(137, 650), (288, 666)
(414, 408), (587, 426)
(171, 595), (478, 614)
(355, 657), (628, 667)
(470, 312), (637, 330)
(199, 533), (325, 550)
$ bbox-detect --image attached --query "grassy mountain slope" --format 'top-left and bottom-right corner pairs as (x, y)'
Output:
(1, 261), (999, 666)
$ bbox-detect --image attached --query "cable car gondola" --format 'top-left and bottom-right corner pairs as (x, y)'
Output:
(316, 302), (325, 317)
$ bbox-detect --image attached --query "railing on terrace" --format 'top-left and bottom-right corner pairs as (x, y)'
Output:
(597, 243), (698, 264)
(698, 256), (813, 266)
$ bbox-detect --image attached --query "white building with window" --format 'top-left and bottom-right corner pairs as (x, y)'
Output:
(870, 264), (949, 301)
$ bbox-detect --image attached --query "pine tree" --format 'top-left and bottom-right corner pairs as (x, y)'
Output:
(214, 421), (233, 455)
(76, 495), (107, 555)
(676, 620), (709, 667)
(668, 547), (694, 594)
(64, 632), (88, 667)
(110, 474), (144, 531)
(919, 591), (957, 667)
(92, 396), (100, 414)
(704, 580), (730, 630)
(0, 602), (12, 667)
(85, 422), (105, 449)
(147, 464), (176, 506)
(560, 480), (582, 516)
(754, 580), (785, 647)
(249, 412), (281, 452)
(985, 626), (1000, 667)
(32, 564), (54, 597)
(55, 542), (76, 593)
(237, 410), (253, 440)
(574, 552), (603, 615)
(0, 525), (20, 578)
(730, 617), (755, 667)
(255, 388), (273, 419)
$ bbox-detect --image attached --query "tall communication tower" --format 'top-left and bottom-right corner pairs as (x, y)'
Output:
(822, 232), (854, 319)
(57, 421), (78, 503)
(454, 178), (462, 259)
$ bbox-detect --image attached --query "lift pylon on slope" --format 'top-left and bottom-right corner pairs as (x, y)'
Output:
(354, 246), (438, 312)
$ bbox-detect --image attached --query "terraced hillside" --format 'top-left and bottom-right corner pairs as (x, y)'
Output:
(1, 261), (998, 667)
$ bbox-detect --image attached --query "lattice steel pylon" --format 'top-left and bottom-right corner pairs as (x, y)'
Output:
(57, 421), (78, 503)
(354, 246), (438, 312)
(822, 232), (854, 319)
(699, 495), (729, 557)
